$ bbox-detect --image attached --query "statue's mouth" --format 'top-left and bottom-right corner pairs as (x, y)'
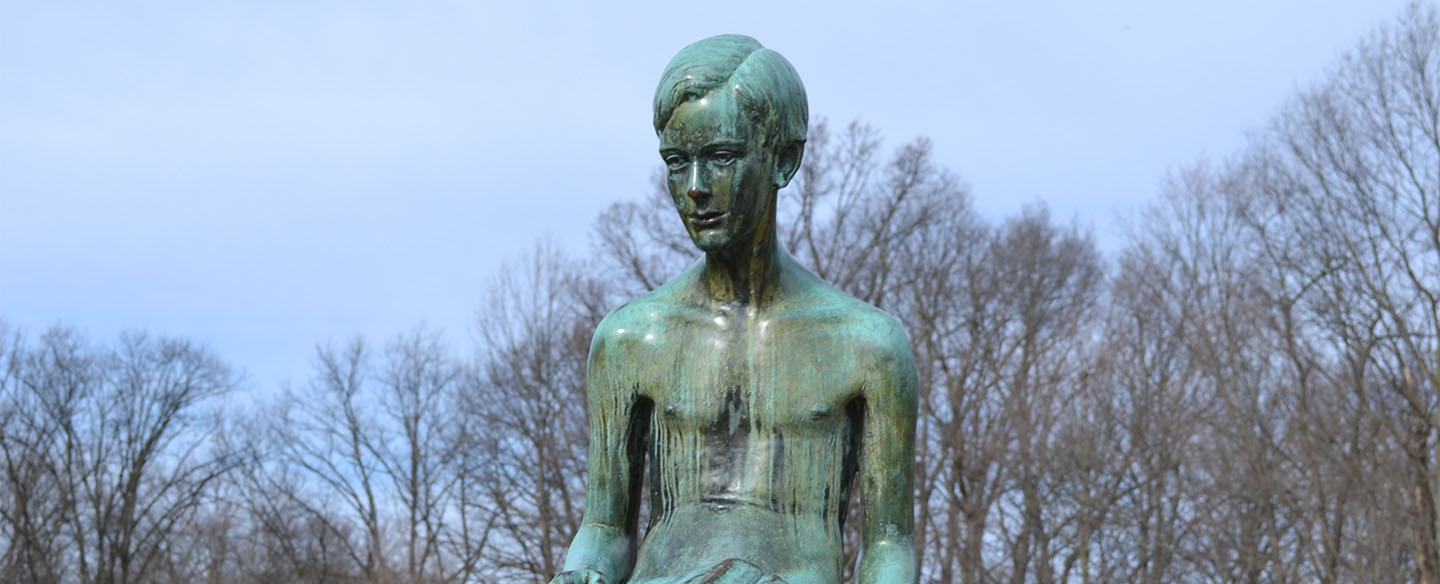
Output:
(690, 212), (728, 229)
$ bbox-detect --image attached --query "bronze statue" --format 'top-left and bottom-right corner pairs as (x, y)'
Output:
(550, 35), (917, 584)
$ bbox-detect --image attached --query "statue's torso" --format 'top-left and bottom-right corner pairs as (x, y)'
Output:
(598, 272), (894, 584)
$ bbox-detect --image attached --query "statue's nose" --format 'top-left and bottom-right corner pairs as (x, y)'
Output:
(686, 163), (710, 200)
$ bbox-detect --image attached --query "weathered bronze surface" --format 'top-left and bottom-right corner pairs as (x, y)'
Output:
(550, 35), (917, 584)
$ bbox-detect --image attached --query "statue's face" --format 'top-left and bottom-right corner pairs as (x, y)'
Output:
(659, 91), (776, 254)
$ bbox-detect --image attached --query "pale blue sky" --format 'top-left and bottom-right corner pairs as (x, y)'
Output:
(0, 0), (1417, 390)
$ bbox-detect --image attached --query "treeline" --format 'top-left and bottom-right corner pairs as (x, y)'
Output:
(4, 4), (1438, 583)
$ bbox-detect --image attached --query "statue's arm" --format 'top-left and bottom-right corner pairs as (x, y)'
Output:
(855, 322), (919, 584)
(553, 326), (647, 584)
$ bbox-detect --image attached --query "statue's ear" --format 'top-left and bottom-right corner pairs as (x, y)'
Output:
(773, 141), (804, 189)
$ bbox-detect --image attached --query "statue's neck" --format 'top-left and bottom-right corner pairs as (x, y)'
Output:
(701, 225), (787, 309)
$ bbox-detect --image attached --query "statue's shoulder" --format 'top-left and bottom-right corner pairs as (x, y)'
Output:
(793, 277), (913, 360)
(799, 285), (916, 404)
(590, 260), (704, 351)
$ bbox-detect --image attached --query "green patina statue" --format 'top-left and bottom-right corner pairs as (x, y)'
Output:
(550, 35), (918, 584)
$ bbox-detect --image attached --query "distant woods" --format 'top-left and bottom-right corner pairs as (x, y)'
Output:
(4, 4), (1439, 583)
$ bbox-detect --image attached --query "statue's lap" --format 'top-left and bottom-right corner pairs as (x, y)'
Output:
(628, 502), (842, 584)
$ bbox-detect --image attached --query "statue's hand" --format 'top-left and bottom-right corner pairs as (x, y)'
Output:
(550, 569), (608, 584)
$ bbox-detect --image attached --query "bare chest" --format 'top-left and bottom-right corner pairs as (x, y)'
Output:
(625, 321), (868, 433)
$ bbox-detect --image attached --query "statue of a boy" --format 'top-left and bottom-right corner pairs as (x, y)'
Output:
(551, 35), (917, 584)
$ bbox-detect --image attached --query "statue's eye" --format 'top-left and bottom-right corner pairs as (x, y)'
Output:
(712, 151), (738, 166)
(663, 153), (688, 170)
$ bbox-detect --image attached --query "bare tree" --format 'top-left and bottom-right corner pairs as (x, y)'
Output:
(461, 243), (601, 583)
(248, 327), (482, 584)
(0, 322), (71, 584)
(1218, 3), (1440, 580)
(0, 325), (237, 584)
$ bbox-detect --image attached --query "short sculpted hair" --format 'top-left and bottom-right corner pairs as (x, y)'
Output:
(653, 34), (808, 150)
